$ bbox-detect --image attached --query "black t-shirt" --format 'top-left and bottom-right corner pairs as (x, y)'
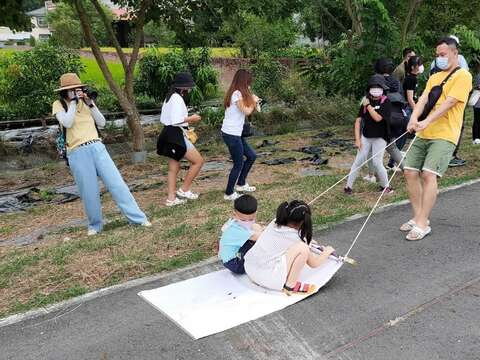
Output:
(358, 97), (391, 141)
(403, 74), (418, 100)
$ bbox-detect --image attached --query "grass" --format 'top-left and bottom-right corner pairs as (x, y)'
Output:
(80, 47), (240, 58)
(0, 111), (479, 319)
(80, 57), (125, 87)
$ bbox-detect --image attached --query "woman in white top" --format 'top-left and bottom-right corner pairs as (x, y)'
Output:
(158, 72), (204, 207)
(221, 69), (260, 201)
(244, 200), (335, 295)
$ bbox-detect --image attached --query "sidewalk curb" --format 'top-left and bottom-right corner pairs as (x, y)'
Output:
(1, 177), (479, 329)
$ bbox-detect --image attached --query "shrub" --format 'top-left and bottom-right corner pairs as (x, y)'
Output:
(227, 13), (298, 58)
(0, 44), (83, 120)
(29, 36), (36, 47)
(135, 47), (218, 106)
(250, 54), (286, 102)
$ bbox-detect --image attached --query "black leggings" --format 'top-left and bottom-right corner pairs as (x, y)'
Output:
(473, 107), (480, 140)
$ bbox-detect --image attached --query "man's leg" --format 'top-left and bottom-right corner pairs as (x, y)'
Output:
(404, 169), (423, 221)
(414, 171), (438, 229)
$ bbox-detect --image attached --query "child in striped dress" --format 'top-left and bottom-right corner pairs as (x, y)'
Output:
(244, 200), (335, 295)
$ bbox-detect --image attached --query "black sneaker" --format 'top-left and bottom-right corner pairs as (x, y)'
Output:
(344, 187), (353, 195)
(448, 157), (466, 167)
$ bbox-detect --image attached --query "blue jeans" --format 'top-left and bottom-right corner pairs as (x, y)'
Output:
(67, 142), (147, 232)
(222, 132), (257, 195)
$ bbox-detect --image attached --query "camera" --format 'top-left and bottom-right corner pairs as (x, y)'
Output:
(83, 87), (98, 101)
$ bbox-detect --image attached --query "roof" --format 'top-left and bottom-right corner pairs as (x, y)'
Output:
(26, 6), (47, 17)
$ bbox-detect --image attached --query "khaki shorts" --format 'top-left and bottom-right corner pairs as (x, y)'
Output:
(404, 137), (456, 177)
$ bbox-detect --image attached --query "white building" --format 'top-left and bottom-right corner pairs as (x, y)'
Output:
(26, 5), (52, 42)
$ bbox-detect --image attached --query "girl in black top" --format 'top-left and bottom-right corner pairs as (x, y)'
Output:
(403, 56), (424, 114)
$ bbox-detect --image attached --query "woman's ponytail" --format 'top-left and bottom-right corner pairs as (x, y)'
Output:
(275, 200), (313, 244)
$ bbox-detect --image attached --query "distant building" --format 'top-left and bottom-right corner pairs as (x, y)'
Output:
(26, 4), (53, 42)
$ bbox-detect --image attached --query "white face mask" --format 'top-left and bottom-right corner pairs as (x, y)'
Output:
(369, 88), (383, 97)
(67, 90), (75, 99)
(418, 65), (425, 74)
(436, 56), (449, 70)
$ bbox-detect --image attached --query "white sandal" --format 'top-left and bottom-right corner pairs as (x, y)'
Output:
(406, 226), (431, 241)
(400, 219), (430, 232)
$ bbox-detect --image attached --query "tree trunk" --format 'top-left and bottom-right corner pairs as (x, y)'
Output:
(345, 0), (363, 38)
(74, 0), (146, 157)
(400, 0), (423, 50)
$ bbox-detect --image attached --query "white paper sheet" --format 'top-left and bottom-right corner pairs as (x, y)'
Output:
(139, 259), (343, 339)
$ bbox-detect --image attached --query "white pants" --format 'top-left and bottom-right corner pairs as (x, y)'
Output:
(347, 136), (388, 188)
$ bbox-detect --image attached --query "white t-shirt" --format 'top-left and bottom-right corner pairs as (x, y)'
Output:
(160, 93), (188, 127)
(221, 90), (245, 136)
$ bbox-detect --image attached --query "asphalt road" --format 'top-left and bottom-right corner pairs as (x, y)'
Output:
(1, 182), (479, 360)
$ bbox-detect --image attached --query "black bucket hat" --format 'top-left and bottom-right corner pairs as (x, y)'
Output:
(367, 74), (389, 90)
(172, 72), (195, 89)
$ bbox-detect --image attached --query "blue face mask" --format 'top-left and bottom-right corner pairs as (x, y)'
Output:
(436, 57), (449, 70)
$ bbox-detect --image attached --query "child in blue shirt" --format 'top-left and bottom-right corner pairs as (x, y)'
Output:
(219, 194), (263, 274)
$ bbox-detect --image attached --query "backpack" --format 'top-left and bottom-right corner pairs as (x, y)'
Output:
(419, 67), (460, 121)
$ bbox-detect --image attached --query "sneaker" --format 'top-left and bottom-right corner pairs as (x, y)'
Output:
(177, 188), (199, 200)
(473, 139), (480, 145)
(166, 197), (187, 207)
(235, 183), (256, 192)
(87, 229), (98, 236)
(344, 187), (353, 195)
(381, 186), (394, 194)
(363, 175), (377, 183)
(448, 157), (466, 167)
(224, 192), (241, 201)
(141, 220), (152, 227)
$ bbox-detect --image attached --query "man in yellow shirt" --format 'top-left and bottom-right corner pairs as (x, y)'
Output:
(401, 37), (472, 241)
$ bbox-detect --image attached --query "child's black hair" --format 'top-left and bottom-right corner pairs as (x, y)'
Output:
(234, 194), (258, 215)
(275, 200), (312, 244)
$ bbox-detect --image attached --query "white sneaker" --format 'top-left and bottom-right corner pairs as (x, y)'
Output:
(87, 229), (98, 236)
(235, 183), (256, 192)
(141, 220), (152, 227)
(177, 188), (199, 200)
(473, 139), (480, 145)
(224, 192), (241, 201)
(363, 175), (377, 183)
(166, 197), (187, 207)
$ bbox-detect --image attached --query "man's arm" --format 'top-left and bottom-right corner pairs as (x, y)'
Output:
(415, 97), (458, 131)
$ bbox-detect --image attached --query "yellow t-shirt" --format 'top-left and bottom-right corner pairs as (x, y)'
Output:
(418, 68), (472, 145)
(52, 100), (100, 150)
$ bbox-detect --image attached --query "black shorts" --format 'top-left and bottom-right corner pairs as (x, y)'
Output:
(222, 240), (255, 274)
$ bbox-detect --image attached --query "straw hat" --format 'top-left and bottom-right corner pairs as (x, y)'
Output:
(55, 73), (86, 92)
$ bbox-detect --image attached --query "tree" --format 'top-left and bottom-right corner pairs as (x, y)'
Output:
(48, 1), (113, 48)
(0, 0), (31, 31)
(67, 0), (157, 159)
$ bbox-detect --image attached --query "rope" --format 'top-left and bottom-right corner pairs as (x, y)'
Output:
(307, 131), (410, 206)
(342, 135), (417, 259)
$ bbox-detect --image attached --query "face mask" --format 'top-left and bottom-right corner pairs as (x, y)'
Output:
(418, 65), (425, 74)
(67, 90), (75, 99)
(369, 88), (383, 97)
(436, 57), (449, 70)
(236, 219), (255, 230)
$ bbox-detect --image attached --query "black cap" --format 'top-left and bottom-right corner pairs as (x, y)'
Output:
(172, 72), (195, 88)
(367, 74), (389, 90)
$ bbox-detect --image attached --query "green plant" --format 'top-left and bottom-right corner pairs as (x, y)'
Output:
(226, 12), (298, 58)
(199, 106), (225, 129)
(135, 48), (218, 106)
(0, 44), (83, 120)
(250, 54), (286, 102)
(29, 36), (36, 47)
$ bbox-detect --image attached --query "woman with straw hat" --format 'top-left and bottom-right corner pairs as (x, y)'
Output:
(53, 73), (151, 236)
